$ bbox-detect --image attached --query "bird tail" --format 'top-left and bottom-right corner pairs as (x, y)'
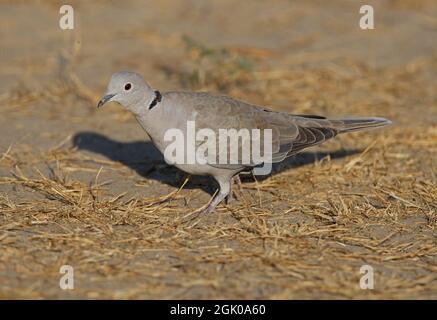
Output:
(332, 117), (392, 133)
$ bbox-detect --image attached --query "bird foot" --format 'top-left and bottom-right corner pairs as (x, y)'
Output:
(180, 203), (216, 224)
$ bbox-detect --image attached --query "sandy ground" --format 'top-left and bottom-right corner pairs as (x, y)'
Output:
(0, 0), (436, 299)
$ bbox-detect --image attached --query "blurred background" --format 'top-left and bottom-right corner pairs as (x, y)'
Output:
(0, 0), (436, 299)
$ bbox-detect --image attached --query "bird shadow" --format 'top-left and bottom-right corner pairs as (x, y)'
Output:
(72, 132), (360, 195)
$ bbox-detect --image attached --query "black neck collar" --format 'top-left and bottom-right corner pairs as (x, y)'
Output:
(148, 90), (162, 110)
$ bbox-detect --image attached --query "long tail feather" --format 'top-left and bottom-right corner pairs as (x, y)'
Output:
(333, 117), (392, 133)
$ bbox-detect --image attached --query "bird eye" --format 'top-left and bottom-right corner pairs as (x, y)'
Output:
(124, 83), (132, 91)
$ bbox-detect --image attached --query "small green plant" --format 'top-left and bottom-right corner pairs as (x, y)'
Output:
(181, 35), (254, 91)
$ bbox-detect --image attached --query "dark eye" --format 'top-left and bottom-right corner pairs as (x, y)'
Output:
(124, 83), (132, 91)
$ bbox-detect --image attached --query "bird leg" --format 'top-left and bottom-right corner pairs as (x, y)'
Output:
(197, 191), (227, 215)
(225, 174), (244, 204)
(225, 192), (234, 205)
(192, 177), (231, 215)
(233, 174), (244, 194)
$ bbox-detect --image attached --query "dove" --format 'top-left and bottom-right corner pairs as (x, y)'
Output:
(97, 71), (391, 215)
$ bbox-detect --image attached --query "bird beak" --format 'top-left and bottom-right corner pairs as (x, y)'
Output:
(97, 93), (116, 108)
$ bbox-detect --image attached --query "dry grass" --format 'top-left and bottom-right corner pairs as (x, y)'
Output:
(1, 54), (436, 299)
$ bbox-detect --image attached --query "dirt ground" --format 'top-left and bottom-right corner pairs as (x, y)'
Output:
(0, 0), (436, 299)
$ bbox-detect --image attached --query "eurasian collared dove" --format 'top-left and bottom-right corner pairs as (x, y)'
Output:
(98, 71), (391, 214)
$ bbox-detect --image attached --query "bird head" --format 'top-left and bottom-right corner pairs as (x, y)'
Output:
(97, 71), (155, 115)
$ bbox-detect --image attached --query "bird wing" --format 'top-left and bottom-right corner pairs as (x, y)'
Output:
(179, 92), (339, 170)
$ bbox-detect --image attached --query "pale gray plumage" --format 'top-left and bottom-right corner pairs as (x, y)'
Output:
(98, 71), (391, 214)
